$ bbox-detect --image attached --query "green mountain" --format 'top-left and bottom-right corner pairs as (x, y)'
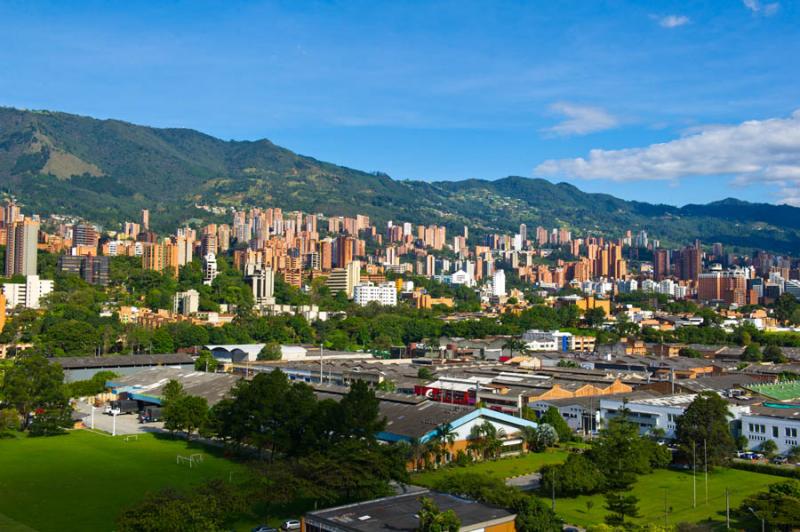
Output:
(1, 106), (798, 253)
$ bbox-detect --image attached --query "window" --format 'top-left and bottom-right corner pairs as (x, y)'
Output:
(773, 426), (779, 438)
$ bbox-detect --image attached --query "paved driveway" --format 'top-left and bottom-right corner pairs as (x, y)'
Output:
(74, 401), (164, 435)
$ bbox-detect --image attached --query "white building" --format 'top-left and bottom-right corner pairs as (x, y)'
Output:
(742, 405), (800, 455)
(203, 253), (218, 286)
(600, 394), (748, 439)
(247, 266), (275, 306)
(353, 282), (397, 306)
(3, 275), (54, 309)
(492, 269), (506, 297)
(173, 289), (199, 316)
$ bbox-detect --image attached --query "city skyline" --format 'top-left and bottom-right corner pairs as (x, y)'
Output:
(1, 1), (799, 206)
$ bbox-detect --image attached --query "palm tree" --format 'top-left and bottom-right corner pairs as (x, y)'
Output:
(468, 424), (486, 460)
(502, 337), (526, 358)
(407, 437), (425, 471)
(432, 423), (457, 466)
(520, 425), (538, 453)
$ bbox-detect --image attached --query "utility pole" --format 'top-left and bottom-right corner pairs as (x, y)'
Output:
(725, 488), (730, 529)
(319, 342), (323, 384)
(693, 441), (697, 508)
(704, 439), (709, 505)
(664, 488), (668, 528)
(551, 469), (556, 511)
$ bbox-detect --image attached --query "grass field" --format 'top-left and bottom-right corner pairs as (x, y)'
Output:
(0, 429), (247, 532)
(552, 467), (781, 528)
(411, 449), (569, 487)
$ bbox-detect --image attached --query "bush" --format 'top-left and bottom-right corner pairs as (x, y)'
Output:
(730, 461), (800, 479)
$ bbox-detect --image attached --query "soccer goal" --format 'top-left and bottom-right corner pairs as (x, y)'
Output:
(123, 435), (139, 443)
(176, 454), (200, 468)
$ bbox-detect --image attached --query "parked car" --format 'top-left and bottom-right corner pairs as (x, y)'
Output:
(252, 526), (278, 532)
(772, 456), (788, 465)
(281, 520), (301, 531)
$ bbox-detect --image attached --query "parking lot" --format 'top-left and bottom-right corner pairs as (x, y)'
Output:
(74, 401), (164, 436)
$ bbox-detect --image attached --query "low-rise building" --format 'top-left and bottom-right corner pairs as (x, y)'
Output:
(741, 404), (800, 455)
(353, 282), (397, 306)
(304, 489), (517, 532)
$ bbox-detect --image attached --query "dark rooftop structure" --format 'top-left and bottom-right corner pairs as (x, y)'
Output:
(312, 383), (473, 441)
(304, 490), (515, 532)
(55, 354), (195, 382)
(106, 367), (240, 406)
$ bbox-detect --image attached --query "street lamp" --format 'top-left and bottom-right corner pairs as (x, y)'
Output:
(748, 507), (765, 532)
(90, 405), (96, 430)
(112, 411), (118, 437)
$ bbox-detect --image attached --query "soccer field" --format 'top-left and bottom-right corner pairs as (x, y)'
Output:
(0, 430), (246, 532)
(552, 467), (782, 528)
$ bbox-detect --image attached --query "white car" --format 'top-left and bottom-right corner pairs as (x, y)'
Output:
(282, 520), (301, 531)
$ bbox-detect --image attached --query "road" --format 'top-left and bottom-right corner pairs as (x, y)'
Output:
(505, 472), (542, 491)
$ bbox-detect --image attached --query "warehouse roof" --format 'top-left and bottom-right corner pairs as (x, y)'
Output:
(54, 353), (194, 369)
(306, 490), (515, 532)
(106, 367), (240, 406)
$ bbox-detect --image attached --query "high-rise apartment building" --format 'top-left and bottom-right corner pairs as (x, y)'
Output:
(141, 209), (150, 230)
(654, 249), (670, 281)
(5, 219), (39, 277)
(72, 222), (99, 249)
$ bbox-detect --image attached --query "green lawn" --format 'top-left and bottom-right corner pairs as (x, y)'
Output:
(0, 429), (247, 532)
(553, 467), (782, 528)
(411, 450), (569, 487)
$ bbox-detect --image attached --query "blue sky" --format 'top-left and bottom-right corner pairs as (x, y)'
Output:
(1, 0), (799, 206)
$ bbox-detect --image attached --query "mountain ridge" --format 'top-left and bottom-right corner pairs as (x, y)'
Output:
(0, 106), (798, 253)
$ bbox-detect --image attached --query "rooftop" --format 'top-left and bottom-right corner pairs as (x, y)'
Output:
(306, 489), (515, 532)
(54, 353), (194, 369)
(106, 367), (240, 406)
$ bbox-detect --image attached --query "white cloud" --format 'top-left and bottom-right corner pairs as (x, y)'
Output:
(743, 0), (780, 16)
(543, 103), (619, 136)
(534, 110), (800, 204)
(658, 15), (690, 28)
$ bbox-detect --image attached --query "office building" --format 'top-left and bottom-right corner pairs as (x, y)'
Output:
(326, 260), (361, 298)
(57, 255), (110, 286)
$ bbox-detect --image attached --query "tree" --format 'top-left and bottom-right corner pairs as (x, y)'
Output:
(258, 342), (282, 361)
(539, 406), (572, 442)
(151, 327), (175, 353)
(540, 453), (603, 496)
(679, 347), (703, 359)
(739, 480), (800, 531)
(584, 307), (607, 328)
(417, 367), (434, 380)
(675, 392), (735, 468)
(117, 479), (245, 532)
(763, 344), (787, 363)
(604, 492), (641, 526)
(760, 439), (778, 457)
(1, 353), (72, 434)
(194, 350), (219, 372)
(431, 423), (457, 465)
(417, 496), (460, 532)
(588, 411), (656, 490)
(530, 423), (559, 452)
(743, 343), (763, 362)
(502, 337), (527, 358)
(0, 407), (20, 436)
